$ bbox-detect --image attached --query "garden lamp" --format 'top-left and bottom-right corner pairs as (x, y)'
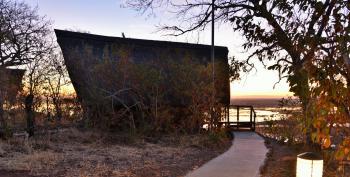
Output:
(296, 152), (323, 177)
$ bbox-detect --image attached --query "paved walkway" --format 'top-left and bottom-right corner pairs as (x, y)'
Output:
(186, 132), (268, 177)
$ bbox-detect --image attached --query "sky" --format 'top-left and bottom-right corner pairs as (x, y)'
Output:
(24, 0), (294, 99)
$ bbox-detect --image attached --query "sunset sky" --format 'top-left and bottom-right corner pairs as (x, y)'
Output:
(24, 0), (294, 99)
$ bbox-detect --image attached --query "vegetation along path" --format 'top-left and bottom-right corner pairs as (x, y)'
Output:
(186, 132), (268, 177)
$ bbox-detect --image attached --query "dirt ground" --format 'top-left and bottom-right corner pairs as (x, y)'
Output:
(0, 128), (231, 177)
(260, 138), (299, 177)
(260, 137), (348, 177)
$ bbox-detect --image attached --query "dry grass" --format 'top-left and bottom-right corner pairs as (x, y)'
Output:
(0, 128), (231, 177)
(24, 151), (63, 175)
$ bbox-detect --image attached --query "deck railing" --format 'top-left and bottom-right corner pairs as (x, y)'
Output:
(220, 105), (257, 131)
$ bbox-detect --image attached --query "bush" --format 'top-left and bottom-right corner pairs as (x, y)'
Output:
(206, 129), (231, 147)
(258, 97), (304, 144)
(81, 47), (228, 135)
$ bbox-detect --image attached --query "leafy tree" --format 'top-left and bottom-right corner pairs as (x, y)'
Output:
(43, 53), (70, 124)
(0, 0), (52, 136)
(0, 0), (51, 67)
(307, 4), (350, 161)
(124, 0), (348, 144)
(74, 44), (228, 134)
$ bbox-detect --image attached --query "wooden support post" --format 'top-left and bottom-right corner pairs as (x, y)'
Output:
(236, 106), (239, 129)
(250, 107), (253, 130)
(226, 106), (229, 127)
(253, 111), (256, 131)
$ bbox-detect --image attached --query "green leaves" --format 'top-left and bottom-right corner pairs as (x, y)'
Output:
(267, 64), (280, 70)
(228, 57), (250, 81)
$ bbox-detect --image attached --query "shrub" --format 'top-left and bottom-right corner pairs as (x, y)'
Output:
(80, 46), (228, 135)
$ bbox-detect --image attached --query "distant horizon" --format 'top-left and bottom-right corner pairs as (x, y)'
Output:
(231, 91), (294, 99)
(230, 95), (297, 107)
(231, 95), (294, 99)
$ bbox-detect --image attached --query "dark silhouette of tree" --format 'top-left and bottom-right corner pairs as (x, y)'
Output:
(307, 4), (350, 159)
(0, 0), (52, 137)
(0, 0), (51, 67)
(43, 53), (70, 124)
(25, 93), (34, 136)
(125, 0), (349, 144)
(23, 47), (52, 137)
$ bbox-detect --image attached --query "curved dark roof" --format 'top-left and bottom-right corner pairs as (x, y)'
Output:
(54, 29), (228, 52)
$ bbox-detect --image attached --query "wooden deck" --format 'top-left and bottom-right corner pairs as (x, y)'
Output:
(220, 105), (257, 131)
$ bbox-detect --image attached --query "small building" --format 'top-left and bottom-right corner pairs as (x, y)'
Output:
(0, 68), (25, 104)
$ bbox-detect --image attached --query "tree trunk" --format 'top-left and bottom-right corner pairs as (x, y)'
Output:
(25, 94), (35, 137)
(52, 97), (62, 123)
(55, 104), (62, 123)
(0, 97), (6, 137)
(291, 68), (319, 147)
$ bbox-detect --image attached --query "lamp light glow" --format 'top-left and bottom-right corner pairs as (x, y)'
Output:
(296, 152), (323, 177)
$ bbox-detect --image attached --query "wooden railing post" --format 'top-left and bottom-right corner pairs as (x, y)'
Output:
(236, 106), (239, 129)
(226, 106), (229, 127)
(250, 107), (252, 123)
(253, 110), (256, 131)
(222, 105), (257, 131)
(250, 106), (253, 130)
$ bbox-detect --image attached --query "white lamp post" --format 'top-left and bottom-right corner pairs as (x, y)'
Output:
(296, 152), (323, 177)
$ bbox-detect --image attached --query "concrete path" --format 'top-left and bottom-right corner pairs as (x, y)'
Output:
(186, 132), (268, 177)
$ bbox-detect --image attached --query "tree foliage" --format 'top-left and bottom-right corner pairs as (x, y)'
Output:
(125, 0), (344, 104)
(0, 0), (52, 137)
(0, 0), (52, 67)
(77, 45), (227, 134)
(125, 0), (350, 160)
